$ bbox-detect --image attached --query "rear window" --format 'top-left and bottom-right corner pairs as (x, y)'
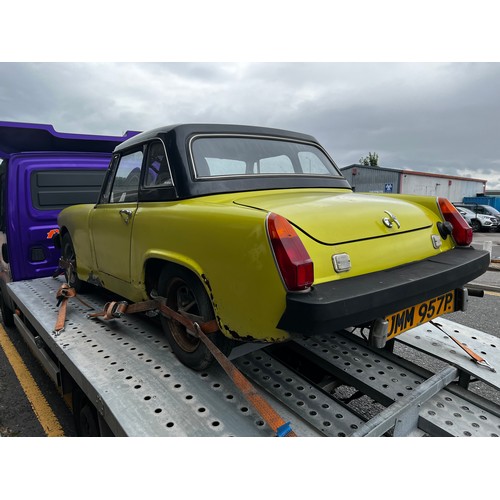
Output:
(30, 169), (106, 210)
(191, 136), (341, 179)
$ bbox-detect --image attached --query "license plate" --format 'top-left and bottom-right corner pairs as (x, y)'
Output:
(386, 290), (456, 339)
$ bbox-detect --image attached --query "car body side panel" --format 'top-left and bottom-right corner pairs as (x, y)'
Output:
(129, 200), (289, 342)
(58, 204), (97, 279)
(90, 202), (137, 283)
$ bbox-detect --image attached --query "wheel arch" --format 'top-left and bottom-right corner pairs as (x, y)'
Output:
(144, 257), (208, 297)
(58, 225), (69, 240)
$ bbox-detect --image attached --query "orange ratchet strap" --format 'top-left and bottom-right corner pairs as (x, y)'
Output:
(86, 299), (220, 334)
(431, 320), (496, 372)
(55, 287), (296, 436)
(193, 322), (296, 437)
(53, 284), (94, 336)
(88, 300), (296, 435)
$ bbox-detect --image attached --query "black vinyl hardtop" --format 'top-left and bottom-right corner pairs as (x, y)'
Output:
(114, 124), (351, 200)
(114, 123), (320, 152)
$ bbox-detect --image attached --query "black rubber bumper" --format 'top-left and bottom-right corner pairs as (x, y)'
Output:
(278, 247), (491, 334)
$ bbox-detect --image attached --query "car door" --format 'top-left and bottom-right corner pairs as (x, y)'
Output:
(90, 149), (144, 283)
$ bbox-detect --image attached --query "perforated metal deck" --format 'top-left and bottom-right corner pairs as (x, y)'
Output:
(397, 318), (500, 390)
(8, 277), (341, 436)
(289, 328), (500, 436)
(7, 277), (500, 436)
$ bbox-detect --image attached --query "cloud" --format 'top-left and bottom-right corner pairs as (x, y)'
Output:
(1, 62), (500, 189)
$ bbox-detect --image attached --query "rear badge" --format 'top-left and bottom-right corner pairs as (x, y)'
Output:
(333, 253), (351, 273)
(382, 211), (401, 229)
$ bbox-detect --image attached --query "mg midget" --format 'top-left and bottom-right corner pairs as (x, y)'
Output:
(57, 124), (490, 369)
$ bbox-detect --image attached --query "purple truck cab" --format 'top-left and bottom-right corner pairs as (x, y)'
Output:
(0, 121), (139, 324)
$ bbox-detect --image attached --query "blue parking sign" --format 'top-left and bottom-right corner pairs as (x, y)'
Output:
(384, 183), (393, 193)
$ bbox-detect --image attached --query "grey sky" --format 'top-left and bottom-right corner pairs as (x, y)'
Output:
(1, 62), (500, 189)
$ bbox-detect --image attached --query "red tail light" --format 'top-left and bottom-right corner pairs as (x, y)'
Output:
(266, 213), (314, 291)
(438, 198), (473, 246)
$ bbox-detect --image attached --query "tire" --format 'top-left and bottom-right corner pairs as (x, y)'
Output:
(470, 219), (481, 232)
(158, 266), (232, 371)
(72, 387), (100, 437)
(0, 290), (14, 327)
(61, 233), (87, 292)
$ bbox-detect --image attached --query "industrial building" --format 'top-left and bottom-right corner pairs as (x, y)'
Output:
(341, 164), (486, 203)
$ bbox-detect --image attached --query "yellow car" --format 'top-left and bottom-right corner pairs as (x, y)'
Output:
(58, 124), (490, 370)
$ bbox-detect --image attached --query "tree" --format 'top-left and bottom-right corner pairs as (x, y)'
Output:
(359, 152), (379, 166)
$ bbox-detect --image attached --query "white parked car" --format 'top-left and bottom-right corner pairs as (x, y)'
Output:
(464, 204), (500, 232)
(456, 206), (498, 232)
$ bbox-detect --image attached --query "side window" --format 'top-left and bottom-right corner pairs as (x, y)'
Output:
(99, 155), (119, 204)
(109, 151), (143, 203)
(144, 141), (172, 187)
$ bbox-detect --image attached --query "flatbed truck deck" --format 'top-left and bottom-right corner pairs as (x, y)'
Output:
(7, 276), (500, 437)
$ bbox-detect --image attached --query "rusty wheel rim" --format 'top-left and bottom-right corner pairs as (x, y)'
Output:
(168, 278), (201, 353)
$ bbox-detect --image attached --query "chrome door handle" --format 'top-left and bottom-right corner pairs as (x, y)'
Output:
(119, 209), (133, 224)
